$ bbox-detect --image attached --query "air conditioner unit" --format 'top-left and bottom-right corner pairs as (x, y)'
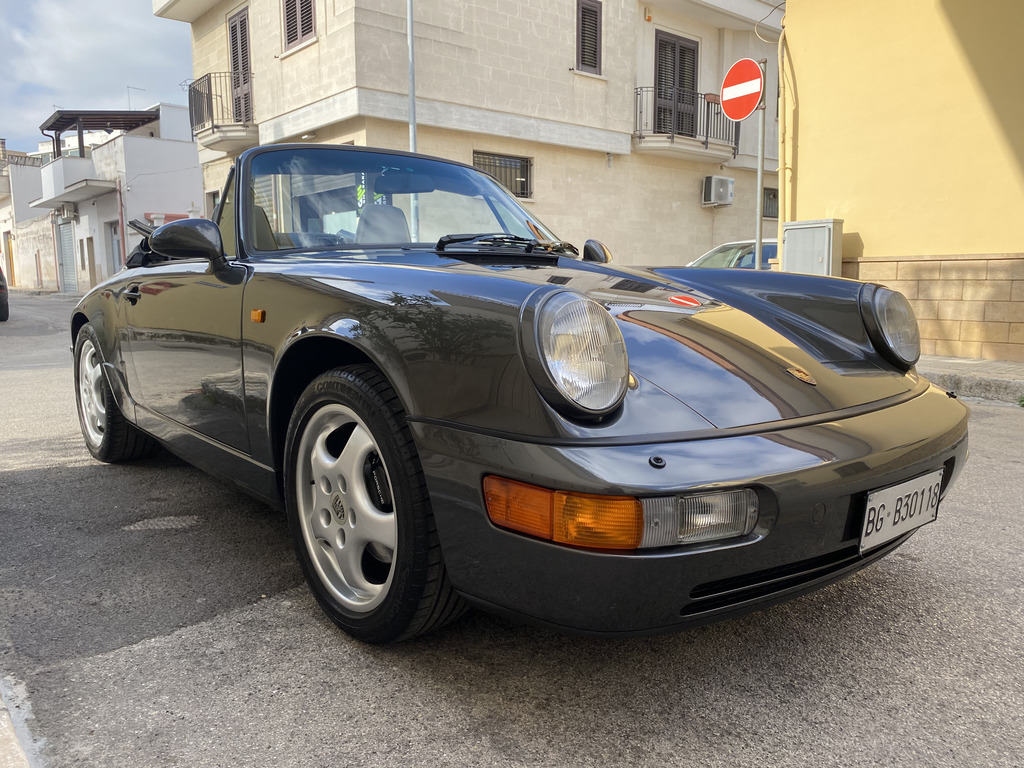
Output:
(702, 175), (734, 207)
(59, 203), (78, 221)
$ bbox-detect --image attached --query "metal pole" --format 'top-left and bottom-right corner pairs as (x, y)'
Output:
(407, 0), (419, 241)
(754, 58), (766, 270)
(407, 0), (417, 153)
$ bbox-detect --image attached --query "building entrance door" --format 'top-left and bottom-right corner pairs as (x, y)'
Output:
(57, 222), (77, 293)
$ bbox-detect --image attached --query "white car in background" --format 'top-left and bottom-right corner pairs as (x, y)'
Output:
(689, 240), (777, 270)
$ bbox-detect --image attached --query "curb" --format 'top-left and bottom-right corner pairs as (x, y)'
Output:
(918, 368), (1024, 405)
(0, 703), (29, 768)
(8, 288), (82, 300)
(0, 677), (36, 768)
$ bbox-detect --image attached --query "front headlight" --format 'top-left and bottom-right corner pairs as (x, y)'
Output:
(522, 290), (629, 418)
(862, 284), (920, 370)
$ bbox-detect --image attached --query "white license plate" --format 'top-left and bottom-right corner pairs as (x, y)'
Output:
(860, 469), (944, 554)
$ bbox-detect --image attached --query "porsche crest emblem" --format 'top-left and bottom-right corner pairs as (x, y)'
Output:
(786, 367), (817, 386)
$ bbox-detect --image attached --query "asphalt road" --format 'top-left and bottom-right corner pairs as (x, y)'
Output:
(2, 292), (1022, 768)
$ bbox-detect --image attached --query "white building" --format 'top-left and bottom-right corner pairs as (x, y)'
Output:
(26, 103), (204, 292)
(0, 145), (55, 290)
(155, 0), (782, 265)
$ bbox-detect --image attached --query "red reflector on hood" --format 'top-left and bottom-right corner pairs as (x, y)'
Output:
(670, 295), (702, 308)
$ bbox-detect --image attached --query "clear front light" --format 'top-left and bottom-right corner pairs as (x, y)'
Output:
(641, 490), (759, 548)
(538, 292), (628, 415)
(864, 285), (920, 369)
(874, 287), (920, 366)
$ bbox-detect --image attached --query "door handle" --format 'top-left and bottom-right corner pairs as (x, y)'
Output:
(124, 285), (142, 305)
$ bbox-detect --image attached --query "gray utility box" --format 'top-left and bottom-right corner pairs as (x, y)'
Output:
(781, 219), (844, 276)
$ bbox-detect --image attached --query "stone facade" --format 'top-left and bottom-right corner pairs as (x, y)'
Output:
(843, 254), (1024, 362)
(167, 0), (783, 267)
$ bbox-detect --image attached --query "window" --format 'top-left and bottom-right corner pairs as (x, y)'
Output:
(763, 187), (779, 219)
(473, 152), (533, 198)
(228, 8), (253, 123)
(577, 0), (602, 75)
(284, 0), (316, 50)
(655, 30), (698, 136)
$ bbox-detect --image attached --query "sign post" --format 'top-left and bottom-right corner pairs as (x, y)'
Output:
(721, 58), (768, 269)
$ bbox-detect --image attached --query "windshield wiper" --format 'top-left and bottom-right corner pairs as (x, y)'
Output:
(435, 233), (577, 255)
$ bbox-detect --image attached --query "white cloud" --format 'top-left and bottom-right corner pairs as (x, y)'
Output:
(0, 0), (192, 152)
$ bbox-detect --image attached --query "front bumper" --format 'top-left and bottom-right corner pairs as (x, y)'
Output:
(411, 385), (969, 635)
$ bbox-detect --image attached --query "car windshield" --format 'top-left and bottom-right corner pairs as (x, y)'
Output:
(690, 242), (776, 269)
(246, 147), (559, 252)
(690, 244), (751, 268)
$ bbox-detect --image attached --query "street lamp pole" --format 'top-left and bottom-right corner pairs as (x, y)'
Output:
(407, 0), (417, 153)
(407, 0), (419, 239)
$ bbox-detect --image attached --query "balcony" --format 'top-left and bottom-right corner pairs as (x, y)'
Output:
(188, 73), (259, 153)
(633, 87), (739, 162)
(31, 156), (116, 210)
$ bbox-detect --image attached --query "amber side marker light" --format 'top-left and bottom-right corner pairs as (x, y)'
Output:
(483, 476), (643, 549)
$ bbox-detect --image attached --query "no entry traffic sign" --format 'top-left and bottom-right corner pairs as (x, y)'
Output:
(721, 58), (764, 121)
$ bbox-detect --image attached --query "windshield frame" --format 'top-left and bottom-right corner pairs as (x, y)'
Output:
(238, 144), (561, 258)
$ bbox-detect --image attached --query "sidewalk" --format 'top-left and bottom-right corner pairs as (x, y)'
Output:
(917, 355), (1024, 405)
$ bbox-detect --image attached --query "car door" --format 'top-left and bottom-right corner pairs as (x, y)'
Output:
(122, 258), (250, 453)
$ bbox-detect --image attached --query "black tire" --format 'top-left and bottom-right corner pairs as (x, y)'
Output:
(74, 323), (158, 462)
(0, 298), (8, 322)
(283, 365), (466, 644)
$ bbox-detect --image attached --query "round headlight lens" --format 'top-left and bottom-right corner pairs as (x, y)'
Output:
(537, 292), (628, 414)
(870, 286), (920, 368)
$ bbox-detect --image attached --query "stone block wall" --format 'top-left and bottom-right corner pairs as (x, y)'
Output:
(842, 254), (1024, 362)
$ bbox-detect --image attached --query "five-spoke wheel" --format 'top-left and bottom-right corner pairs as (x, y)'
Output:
(295, 403), (398, 613)
(284, 365), (465, 643)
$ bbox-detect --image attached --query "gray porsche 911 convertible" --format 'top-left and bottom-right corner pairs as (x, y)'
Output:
(71, 144), (968, 644)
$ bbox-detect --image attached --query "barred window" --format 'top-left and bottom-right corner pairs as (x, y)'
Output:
(473, 151), (533, 198)
(577, 0), (602, 75)
(763, 187), (779, 219)
(284, 0), (315, 50)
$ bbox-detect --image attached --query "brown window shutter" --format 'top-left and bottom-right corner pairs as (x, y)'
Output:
(228, 8), (252, 123)
(577, 0), (602, 75)
(285, 0), (315, 49)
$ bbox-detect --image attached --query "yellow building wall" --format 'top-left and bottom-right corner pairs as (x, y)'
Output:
(780, 0), (1024, 361)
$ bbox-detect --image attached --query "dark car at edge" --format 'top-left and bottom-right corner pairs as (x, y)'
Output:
(71, 145), (969, 643)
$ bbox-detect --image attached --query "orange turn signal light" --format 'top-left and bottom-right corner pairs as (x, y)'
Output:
(483, 476), (643, 549)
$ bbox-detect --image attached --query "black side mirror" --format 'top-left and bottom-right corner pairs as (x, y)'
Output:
(149, 219), (225, 264)
(583, 239), (613, 263)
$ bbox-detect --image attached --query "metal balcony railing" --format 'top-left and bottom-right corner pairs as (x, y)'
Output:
(634, 87), (739, 155)
(188, 72), (253, 134)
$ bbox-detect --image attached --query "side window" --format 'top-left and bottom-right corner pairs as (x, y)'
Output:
(577, 0), (602, 75)
(215, 171), (236, 258)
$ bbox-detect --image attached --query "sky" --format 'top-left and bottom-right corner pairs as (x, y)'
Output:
(0, 0), (193, 153)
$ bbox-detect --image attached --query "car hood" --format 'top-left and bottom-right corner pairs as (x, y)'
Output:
(472, 257), (912, 430)
(263, 251), (920, 437)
